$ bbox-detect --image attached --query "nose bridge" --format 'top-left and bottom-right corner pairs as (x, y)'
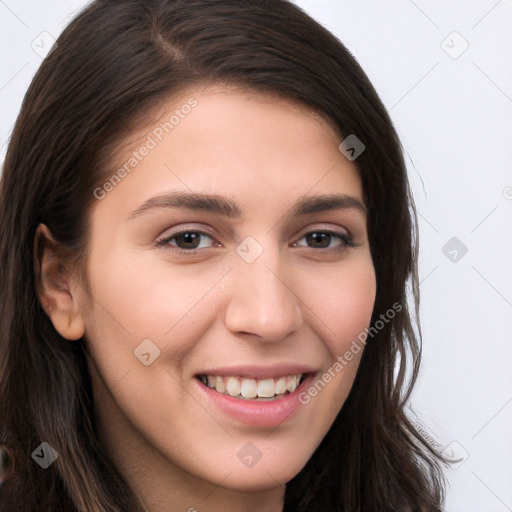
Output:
(224, 240), (303, 340)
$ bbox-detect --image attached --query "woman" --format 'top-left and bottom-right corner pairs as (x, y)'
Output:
(0, 0), (447, 510)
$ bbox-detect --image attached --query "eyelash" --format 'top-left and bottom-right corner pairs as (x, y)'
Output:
(154, 229), (357, 254)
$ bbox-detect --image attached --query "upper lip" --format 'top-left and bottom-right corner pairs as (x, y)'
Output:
(195, 364), (318, 380)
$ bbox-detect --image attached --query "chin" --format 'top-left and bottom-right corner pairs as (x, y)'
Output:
(215, 457), (307, 492)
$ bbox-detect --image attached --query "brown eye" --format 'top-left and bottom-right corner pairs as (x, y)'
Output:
(295, 230), (355, 250)
(155, 230), (217, 251)
(306, 232), (332, 248)
(174, 232), (202, 249)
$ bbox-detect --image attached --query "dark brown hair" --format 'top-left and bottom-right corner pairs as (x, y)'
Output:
(0, 0), (446, 510)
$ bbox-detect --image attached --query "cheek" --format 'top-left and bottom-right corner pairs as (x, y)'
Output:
(291, 256), (375, 441)
(81, 251), (224, 430)
(303, 256), (376, 358)
(83, 248), (233, 364)
(84, 242), (376, 369)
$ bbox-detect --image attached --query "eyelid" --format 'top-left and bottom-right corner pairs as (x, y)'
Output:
(293, 222), (353, 240)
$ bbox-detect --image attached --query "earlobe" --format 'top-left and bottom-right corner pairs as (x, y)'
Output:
(33, 223), (86, 341)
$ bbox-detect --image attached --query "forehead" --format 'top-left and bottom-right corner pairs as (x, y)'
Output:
(92, 86), (363, 220)
(105, 84), (344, 169)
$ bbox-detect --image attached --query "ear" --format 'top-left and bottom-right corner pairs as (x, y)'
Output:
(33, 223), (86, 341)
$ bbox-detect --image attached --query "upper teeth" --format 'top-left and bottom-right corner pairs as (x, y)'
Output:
(199, 374), (303, 399)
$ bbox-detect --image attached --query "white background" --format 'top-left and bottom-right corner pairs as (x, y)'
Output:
(1, 1), (511, 510)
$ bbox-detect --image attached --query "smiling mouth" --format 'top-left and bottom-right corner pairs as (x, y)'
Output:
(196, 374), (307, 401)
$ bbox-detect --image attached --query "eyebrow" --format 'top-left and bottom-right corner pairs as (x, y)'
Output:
(290, 193), (366, 217)
(127, 191), (366, 220)
(127, 191), (242, 220)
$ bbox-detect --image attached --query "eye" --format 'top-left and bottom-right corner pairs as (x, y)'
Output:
(155, 230), (219, 252)
(293, 230), (356, 250)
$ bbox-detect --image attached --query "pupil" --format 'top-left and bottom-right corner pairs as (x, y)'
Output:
(178, 232), (200, 248)
(307, 232), (330, 248)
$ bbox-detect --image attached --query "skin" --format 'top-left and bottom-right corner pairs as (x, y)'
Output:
(36, 86), (376, 512)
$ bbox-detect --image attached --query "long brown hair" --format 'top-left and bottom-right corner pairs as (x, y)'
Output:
(0, 0), (446, 510)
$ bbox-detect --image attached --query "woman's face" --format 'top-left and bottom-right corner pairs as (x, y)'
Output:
(76, 86), (376, 499)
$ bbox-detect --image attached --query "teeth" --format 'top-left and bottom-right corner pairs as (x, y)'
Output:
(199, 374), (304, 399)
(240, 379), (258, 399)
(257, 378), (275, 398)
(215, 376), (226, 393)
(275, 377), (287, 395)
(226, 376), (241, 397)
(286, 375), (298, 392)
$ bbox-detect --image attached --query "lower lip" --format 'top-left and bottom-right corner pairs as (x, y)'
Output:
(195, 374), (315, 428)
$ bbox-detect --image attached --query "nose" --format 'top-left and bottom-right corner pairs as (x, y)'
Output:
(224, 246), (303, 341)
